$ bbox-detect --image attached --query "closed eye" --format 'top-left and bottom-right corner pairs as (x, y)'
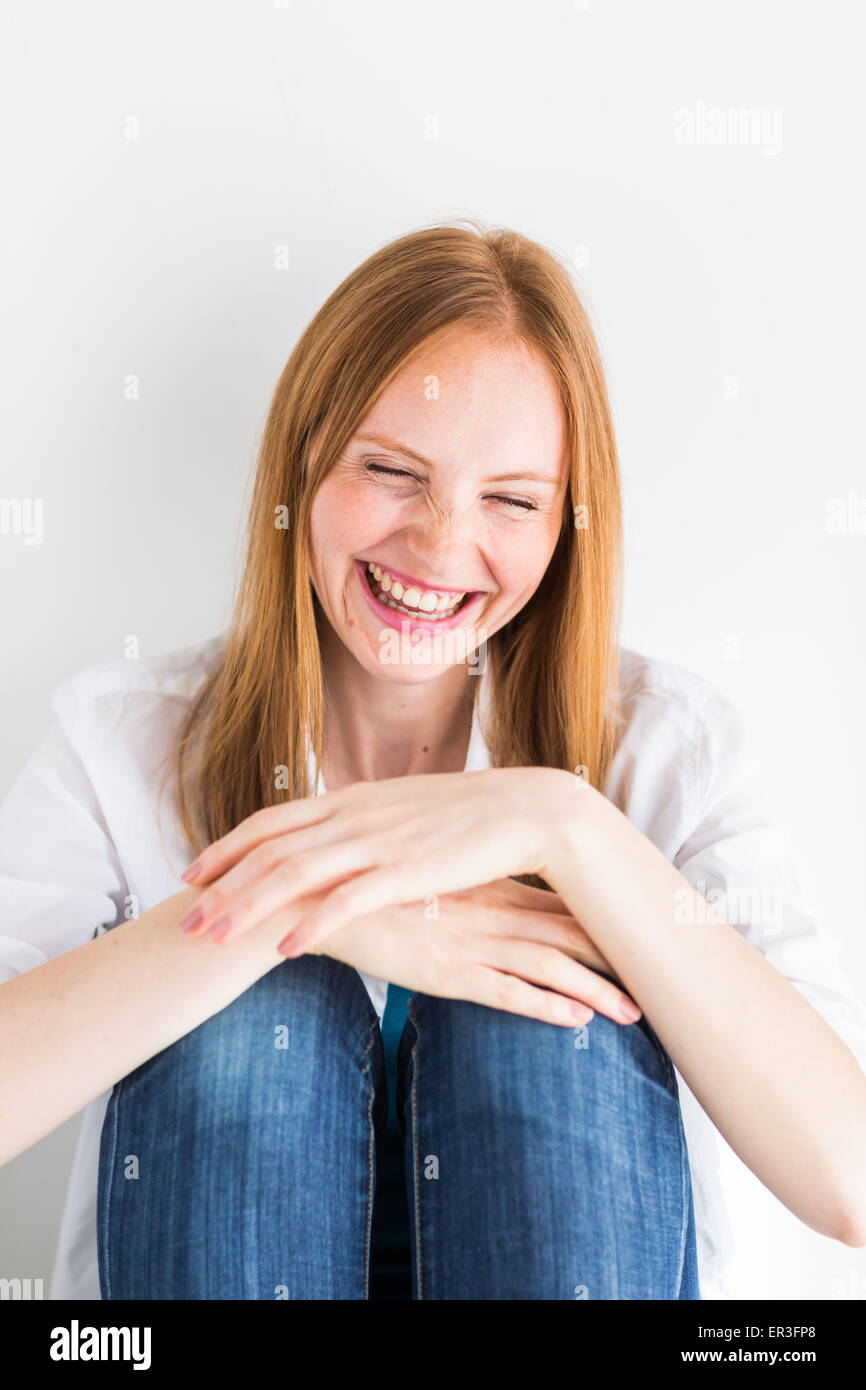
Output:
(364, 462), (538, 511)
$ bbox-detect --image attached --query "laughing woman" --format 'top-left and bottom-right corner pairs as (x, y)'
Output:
(2, 221), (866, 1301)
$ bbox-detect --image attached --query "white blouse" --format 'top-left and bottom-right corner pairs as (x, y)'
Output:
(2, 632), (865, 1301)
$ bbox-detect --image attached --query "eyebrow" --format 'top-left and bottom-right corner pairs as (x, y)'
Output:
(353, 433), (561, 486)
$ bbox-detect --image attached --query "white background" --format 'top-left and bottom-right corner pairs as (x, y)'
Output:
(1, 0), (864, 1300)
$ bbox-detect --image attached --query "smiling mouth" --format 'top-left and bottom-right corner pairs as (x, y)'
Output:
(360, 561), (476, 620)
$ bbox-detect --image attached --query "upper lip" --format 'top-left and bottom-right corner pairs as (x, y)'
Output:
(360, 558), (478, 596)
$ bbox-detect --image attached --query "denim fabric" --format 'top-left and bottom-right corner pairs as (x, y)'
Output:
(396, 991), (700, 1299)
(97, 955), (700, 1300)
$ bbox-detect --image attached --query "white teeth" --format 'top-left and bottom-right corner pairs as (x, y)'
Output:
(364, 561), (467, 620)
(378, 596), (460, 620)
(365, 562), (466, 613)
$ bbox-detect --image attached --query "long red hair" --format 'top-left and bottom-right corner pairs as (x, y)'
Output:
(160, 218), (624, 879)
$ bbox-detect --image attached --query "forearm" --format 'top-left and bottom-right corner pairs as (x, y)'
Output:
(0, 887), (288, 1167)
(543, 774), (866, 1245)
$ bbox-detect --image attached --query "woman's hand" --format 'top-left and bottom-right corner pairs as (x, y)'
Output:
(419, 876), (624, 983)
(318, 881), (642, 1026)
(190, 871), (638, 1027)
(178, 766), (584, 956)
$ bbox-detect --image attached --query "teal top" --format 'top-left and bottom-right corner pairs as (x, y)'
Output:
(380, 984), (413, 1134)
(370, 984), (413, 1296)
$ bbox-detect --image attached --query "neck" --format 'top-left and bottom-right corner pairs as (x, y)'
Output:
(317, 621), (477, 789)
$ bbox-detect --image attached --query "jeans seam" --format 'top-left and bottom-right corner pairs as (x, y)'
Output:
(361, 1019), (379, 1301)
(99, 1077), (123, 1300)
(407, 998), (423, 1301)
(654, 1033), (690, 1298)
(673, 1100), (690, 1298)
(640, 1015), (673, 1077)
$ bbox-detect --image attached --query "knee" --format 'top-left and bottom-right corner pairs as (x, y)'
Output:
(406, 992), (674, 1121)
(131, 954), (380, 1103)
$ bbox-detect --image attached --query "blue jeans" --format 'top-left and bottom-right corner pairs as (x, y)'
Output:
(97, 955), (700, 1299)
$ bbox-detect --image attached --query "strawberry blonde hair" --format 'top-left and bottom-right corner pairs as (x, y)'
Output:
(161, 219), (623, 868)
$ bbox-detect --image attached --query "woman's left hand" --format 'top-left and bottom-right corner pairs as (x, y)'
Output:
(177, 766), (584, 957)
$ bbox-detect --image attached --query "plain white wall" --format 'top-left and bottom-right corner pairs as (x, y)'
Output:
(1, 0), (864, 1300)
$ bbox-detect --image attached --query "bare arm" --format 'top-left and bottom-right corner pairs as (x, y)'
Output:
(543, 773), (866, 1247)
(0, 874), (629, 1168)
(0, 886), (289, 1167)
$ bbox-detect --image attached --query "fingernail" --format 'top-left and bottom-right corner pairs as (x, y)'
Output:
(179, 906), (203, 933)
(278, 934), (303, 958)
(619, 999), (642, 1023)
(181, 859), (202, 884)
(570, 1002), (593, 1022)
(208, 915), (231, 941)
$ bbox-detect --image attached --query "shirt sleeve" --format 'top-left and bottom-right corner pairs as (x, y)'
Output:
(672, 687), (866, 1076)
(0, 681), (130, 986)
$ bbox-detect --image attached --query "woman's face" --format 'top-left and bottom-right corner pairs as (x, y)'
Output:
(308, 327), (570, 681)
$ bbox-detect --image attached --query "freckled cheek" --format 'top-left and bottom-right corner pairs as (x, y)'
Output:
(488, 537), (554, 607)
(308, 484), (400, 598)
(317, 493), (395, 552)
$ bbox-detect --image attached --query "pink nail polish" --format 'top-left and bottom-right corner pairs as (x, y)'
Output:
(179, 906), (203, 933)
(181, 859), (202, 883)
(208, 916), (231, 942)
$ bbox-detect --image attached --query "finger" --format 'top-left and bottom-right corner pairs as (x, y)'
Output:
(278, 859), (510, 956)
(180, 796), (346, 886)
(179, 834), (303, 935)
(465, 902), (596, 953)
(185, 803), (423, 938)
(454, 902), (616, 978)
(498, 880), (571, 914)
(181, 890), (333, 959)
(522, 923), (617, 981)
(468, 965), (595, 1028)
(520, 924), (613, 978)
(182, 773), (447, 886)
(180, 832), (387, 940)
(479, 937), (641, 1025)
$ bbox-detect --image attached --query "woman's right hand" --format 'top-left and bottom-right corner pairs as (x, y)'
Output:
(313, 877), (641, 1028)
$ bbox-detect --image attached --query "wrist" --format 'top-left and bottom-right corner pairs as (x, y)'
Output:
(537, 766), (606, 886)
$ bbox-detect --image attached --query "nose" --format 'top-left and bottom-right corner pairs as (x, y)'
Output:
(404, 496), (478, 585)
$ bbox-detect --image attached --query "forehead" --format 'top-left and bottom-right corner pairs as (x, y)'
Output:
(352, 329), (569, 481)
